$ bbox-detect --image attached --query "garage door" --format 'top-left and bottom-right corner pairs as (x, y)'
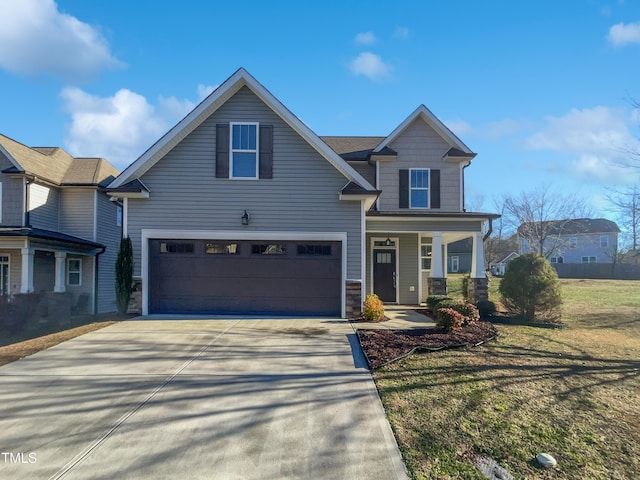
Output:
(149, 239), (342, 316)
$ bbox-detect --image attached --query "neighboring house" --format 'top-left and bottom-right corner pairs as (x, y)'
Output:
(490, 252), (519, 276)
(518, 218), (620, 265)
(446, 237), (472, 273)
(0, 134), (121, 313)
(107, 68), (499, 318)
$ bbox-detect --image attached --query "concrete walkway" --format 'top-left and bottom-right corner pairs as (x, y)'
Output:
(353, 306), (436, 330)
(0, 318), (407, 480)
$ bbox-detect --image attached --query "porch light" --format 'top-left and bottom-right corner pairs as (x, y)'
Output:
(385, 236), (392, 246)
(241, 210), (250, 226)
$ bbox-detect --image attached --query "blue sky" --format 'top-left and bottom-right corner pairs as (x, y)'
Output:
(0, 0), (639, 215)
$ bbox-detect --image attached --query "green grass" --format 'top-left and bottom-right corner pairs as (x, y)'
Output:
(375, 278), (640, 479)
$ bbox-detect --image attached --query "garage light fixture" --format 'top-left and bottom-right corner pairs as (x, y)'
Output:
(242, 210), (250, 226)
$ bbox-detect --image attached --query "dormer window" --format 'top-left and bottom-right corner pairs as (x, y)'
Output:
(230, 122), (259, 179)
(410, 169), (430, 209)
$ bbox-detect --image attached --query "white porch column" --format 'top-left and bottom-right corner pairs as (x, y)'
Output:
(471, 232), (486, 278)
(430, 232), (444, 277)
(20, 247), (34, 293)
(54, 252), (67, 292)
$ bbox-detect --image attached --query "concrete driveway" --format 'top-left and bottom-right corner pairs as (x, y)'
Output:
(0, 318), (407, 479)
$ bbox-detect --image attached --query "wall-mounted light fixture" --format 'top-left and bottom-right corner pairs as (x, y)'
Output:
(385, 236), (392, 246)
(241, 210), (250, 226)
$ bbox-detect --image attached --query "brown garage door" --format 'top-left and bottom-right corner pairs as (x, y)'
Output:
(149, 239), (342, 316)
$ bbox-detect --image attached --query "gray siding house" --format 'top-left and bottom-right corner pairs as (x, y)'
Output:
(108, 68), (498, 317)
(518, 218), (620, 265)
(0, 135), (121, 313)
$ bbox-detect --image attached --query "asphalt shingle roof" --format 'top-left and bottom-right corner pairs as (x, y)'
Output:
(0, 134), (119, 186)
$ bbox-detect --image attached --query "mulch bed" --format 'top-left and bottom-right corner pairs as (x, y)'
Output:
(356, 321), (498, 369)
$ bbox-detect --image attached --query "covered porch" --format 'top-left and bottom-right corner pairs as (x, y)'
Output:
(0, 227), (105, 316)
(365, 212), (499, 305)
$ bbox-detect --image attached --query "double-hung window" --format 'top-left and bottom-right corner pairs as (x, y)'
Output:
(67, 258), (81, 286)
(230, 123), (259, 179)
(410, 169), (429, 209)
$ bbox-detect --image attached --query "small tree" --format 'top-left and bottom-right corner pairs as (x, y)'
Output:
(499, 253), (562, 322)
(115, 236), (133, 316)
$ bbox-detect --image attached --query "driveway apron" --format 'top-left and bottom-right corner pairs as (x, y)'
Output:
(0, 318), (407, 479)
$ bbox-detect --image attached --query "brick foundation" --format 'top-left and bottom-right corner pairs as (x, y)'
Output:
(345, 281), (362, 318)
(428, 277), (448, 295)
(467, 277), (489, 302)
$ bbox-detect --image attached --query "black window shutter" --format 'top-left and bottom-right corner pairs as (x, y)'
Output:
(430, 169), (441, 209)
(259, 125), (273, 179)
(216, 123), (229, 178)
(399, 170), (409, 208)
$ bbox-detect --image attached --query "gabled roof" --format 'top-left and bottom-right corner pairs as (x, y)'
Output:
(373, 105), (475, 157)
(518, 218), (620, 236)
(0, 134), (119, 186)
(109, 68), (376, 192)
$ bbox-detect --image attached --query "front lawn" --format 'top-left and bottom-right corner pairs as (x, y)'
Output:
(375, 278), (640, 479)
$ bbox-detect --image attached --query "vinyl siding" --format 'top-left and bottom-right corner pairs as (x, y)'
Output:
(129, 86), (362, 279)
(59, 189), (95, 240)
(378, 118), (462, 212)
(28, 182), (60, 231)
(349, 161), (376, 186)
(96, 192), (120, 312)
(536, 233), (619, 264)
(0, 153), (25, 226)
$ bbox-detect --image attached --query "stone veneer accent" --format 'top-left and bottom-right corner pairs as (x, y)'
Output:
(467, 277), (489, 302)
(128, 279), (142, 314)
(345, 280), (362, 318)
(428, 277), (448, 296)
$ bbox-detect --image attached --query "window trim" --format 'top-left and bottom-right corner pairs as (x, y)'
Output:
(599, 235), (609, 248)
(450, 255), (459, 273)
(116, 205), (122, 227)
(229, 122), (259, 180)
(420, 237), (432, 271)
(581, 256), (597, 264)
(409, 168), (430, 209)
(67, 258), (82, 286)
(0, 255), (9, 296)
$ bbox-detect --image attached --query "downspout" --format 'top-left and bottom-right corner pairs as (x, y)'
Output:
(462, 162), (470, 212)
(483, 218), (493, 242)
(93, 246), (106, 315)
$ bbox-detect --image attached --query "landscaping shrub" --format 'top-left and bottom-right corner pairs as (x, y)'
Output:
(499, 253), (562, 322)
(115, 236), (133, 316)
(426, 295), (451, 312)
(475, 299), (497, 319)
(435, 308), (465, 331)
(435, 301), (480, 331)
(362, 294), (385, 321)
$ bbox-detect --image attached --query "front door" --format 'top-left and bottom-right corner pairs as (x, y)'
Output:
(373, 249), (396, 303)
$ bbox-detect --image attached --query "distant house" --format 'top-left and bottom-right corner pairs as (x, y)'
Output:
(518, 218), (620, 265)
(447, 237), (472, 273)
(490, 252), (519, 276)
(0, 134), (121, 313)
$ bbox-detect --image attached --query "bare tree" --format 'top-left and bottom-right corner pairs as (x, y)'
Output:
(502, 185), (593, 258)
(485, 199), (518, 266)
(607, 184), (640, 253)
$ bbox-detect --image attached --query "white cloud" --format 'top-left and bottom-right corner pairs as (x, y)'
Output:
(607, 21), (640, 46)
(525, 106), (640, 183)
(197, 84), (217, 99)
(355, 31), (376, 45)
(349, 52), (391, 81)
(393, 26), (410, 39)
(0, 0), (123, 81)
(444, 118), (529, 141)
(60, 85), (206, 169)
